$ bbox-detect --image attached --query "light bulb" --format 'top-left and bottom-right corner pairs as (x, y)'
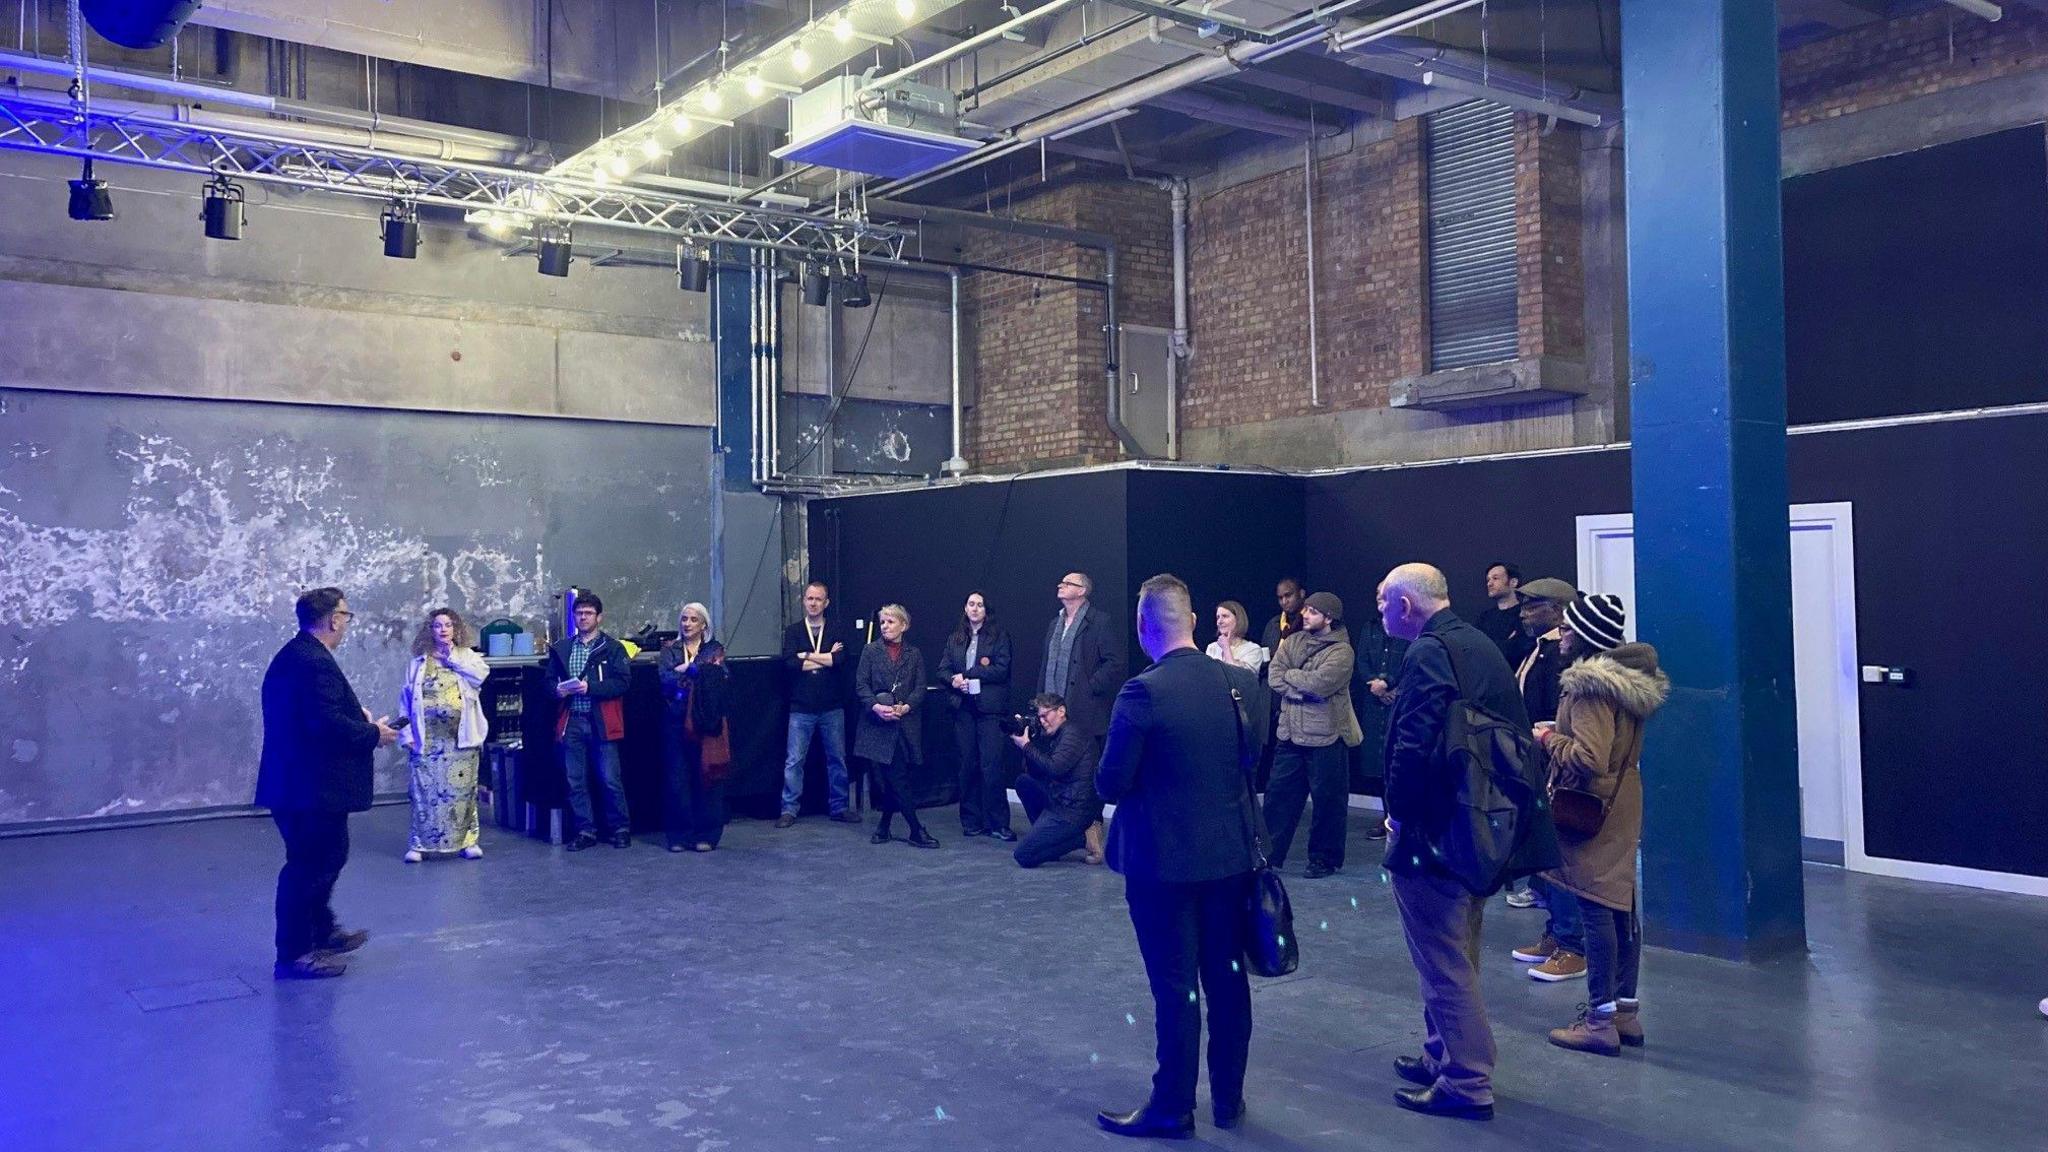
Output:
(671, 111), (692, 135)
(895, 0), (915, 19)
(791, 44), (812, 73)
(638, 137), (665, 159)
(744, 73), (765, 98)
(605, 153), (630, 176)
(832, 14), (854, 42)
(701, 88), (723, 113)
(592, 167), (611, 187)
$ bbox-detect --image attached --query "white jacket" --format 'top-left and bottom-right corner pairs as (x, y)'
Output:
(398, 649), (491, 751)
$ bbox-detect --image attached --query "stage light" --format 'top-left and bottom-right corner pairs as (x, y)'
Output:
(537, 222), (572, 278)
(838, 270), (871, 308)
(201, 177), (245, 240)
(671, 111), (692, 135)
(802, 263), (832, 307)
(895, 0), (916, 19)
(67, 159), (114, 221)
(605, 153), (631, 177)
(791, 44), (812, 73)
(380, 199), (419, 259)
(701, 88), (724, 113)
(638, 137), (666, 160)
(833, 13), (855, 42)
(677, 246), (710, 293)
(744, 73), (766, 99)
(592, 166), (612, 187)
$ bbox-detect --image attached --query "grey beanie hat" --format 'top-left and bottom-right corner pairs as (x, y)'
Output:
(1303, 591), (1343, 624)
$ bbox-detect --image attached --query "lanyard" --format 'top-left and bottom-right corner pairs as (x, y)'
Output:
(806, 620), (825, 655)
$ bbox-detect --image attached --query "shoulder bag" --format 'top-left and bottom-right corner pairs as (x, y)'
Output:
(1216, 662), (1298, 978)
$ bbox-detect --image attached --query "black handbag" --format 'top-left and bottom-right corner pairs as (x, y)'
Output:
(1217, 663), (1298, 978)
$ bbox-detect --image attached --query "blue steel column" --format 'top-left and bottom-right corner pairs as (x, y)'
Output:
(1622, 0), (1805, 961)
(712, 246), (755, 491)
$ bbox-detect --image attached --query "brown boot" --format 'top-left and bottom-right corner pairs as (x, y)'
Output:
(1082, 821), (1105, 865)
(1613, 999), (1644, 1047)
(1547, 1003), (1620, 1056)
(1510, 934), (1558, 963)
(1529, 949), (1587, 982)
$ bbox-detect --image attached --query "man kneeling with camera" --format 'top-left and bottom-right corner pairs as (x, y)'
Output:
(1007, 692), (1105, 867)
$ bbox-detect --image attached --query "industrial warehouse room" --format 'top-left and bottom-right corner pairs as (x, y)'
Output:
(3, 1), (2047, 1150)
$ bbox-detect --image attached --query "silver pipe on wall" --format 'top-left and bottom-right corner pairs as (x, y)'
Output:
(1305, 131), (1322, 408)
(944, 268), (969, 475)
(1168, 176), (1188, 460)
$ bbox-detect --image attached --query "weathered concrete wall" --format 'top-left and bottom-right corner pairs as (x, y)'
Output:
(0, 388), (715, 825)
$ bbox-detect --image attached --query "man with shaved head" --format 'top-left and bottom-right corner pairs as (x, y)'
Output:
(1376, 563), (1530, 1121)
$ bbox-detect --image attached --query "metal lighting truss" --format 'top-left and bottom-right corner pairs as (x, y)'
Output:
(0, 93), (910, 262)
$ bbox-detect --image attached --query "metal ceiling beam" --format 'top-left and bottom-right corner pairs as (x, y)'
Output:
(1229, 53), (1394, 117)
(1148, 88), (1334, 138)
(0, 95), (910, 262)
(1047, 139), (1206, 177)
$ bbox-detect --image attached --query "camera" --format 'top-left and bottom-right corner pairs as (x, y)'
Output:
(998, 712), (1036, 738)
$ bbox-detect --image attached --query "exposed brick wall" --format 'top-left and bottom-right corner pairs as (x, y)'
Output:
(1781, 6), (2048, 128)
(961, 180), (1171, 472)
(1518, 117), (1585, 363)
(1182, 119), (1427, 430)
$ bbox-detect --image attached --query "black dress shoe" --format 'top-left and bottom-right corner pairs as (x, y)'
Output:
(871, 828), (894, 845)
(1392, 1085), (1493, 1120)
(565, 832), (599, 852)
(1303, 861), (1339, 879)
(961, 827), (988, 837)
(1392, 1055), (1435, 1087)
(1212, 1099), (1245, 1129)
(907, 830), (941, 850)
(1095, 1107), (1194, 1139)
(323, 928), (370, 955)
(609, 831), (632, 848)
(989, 827), (1017, 843)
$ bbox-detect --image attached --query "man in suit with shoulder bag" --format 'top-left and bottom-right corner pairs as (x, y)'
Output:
(257, 587), (401, 980)
(1095, 573), (1261, 1140)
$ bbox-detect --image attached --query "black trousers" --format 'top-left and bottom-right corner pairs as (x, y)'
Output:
(273, 810), (350, 964)
(1124, 873), (1255, 1115)
(660, 717), (726, 849)
(866, 743), (927, 835)
(1013, 775), (1092, 868)
(954, 709), (1012, 834)
(1264, 740), (1350, 869)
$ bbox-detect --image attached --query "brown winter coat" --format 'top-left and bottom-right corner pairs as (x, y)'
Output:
(1541, 644), (1668, 913)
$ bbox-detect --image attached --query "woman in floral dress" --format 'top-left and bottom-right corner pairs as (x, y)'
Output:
(397, 608), (490, 861)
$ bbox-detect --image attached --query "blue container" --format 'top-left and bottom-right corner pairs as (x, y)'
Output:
(511, 632), (534, 656)
(487, 632), (512, 657)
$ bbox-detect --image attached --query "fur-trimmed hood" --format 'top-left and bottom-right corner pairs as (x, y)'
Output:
(1559, 643), (1669, 720)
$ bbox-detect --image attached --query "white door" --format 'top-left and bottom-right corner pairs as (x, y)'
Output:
(1574, 504), (1862, 864)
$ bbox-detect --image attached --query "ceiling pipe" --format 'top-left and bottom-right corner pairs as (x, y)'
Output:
(866, 0), (1090, 91)
(1341, 35), (1617, 124)
(1940, 0), (2002, 19)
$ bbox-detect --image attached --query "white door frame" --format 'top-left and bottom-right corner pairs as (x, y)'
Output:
(1578, 503), (2048, 897)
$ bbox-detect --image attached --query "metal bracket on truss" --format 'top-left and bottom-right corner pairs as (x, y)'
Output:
(0, 94), (911, 262)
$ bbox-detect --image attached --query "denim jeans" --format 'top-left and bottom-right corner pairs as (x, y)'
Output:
(561, 710), (629, 837)
(1583, 901), (1641, 1006)
(781, 708), (849, 815)
(1532, 874), (1586, 954)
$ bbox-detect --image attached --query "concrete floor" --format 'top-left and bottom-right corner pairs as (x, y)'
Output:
(2, 805), (2044, 1152)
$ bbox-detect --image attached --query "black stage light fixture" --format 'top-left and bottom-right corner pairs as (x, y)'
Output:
(536, 222), (573, 278)
(381, 199), (419, 259)
(68, 159), (114, 221)
(83, 0), (202, 49)
(838, 270), (871, 309)
(802, 262), (831, 307)
(201, 177), (245, 240)
(676, 246), (709, 293)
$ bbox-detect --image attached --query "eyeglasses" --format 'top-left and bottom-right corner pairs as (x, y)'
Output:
(331, 610), (354, 620)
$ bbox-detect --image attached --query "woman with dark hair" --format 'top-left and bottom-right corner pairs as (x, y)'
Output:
(657, 601), (732, 853)
(396, 608), (489, 862)
(939, 591), (1015, 841)
(855, 605), (937, 849)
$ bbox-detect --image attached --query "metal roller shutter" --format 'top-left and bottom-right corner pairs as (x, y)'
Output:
(1426, 101), (1519, 371)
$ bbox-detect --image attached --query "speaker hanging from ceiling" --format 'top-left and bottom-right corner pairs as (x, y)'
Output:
(82, 0), (204, 50)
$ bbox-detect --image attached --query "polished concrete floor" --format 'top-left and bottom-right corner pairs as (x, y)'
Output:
(2, 803), (2045, 1152)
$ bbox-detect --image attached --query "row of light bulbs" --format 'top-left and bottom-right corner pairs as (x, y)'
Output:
(583, 0), (921, 186)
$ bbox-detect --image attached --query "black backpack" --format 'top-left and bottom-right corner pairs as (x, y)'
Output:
(1426, 638), (1559, 897)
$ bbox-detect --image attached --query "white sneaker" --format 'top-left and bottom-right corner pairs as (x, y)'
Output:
(402, 850), (423, 863)
(459, 845), (483, 859)
(1505, 888), (1539, 909)
(2038, 997), (2047, 1019)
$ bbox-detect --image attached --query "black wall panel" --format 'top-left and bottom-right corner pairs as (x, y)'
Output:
(1125, 470), (1308, 665)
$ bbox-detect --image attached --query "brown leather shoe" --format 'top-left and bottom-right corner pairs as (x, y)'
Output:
(1548, 1003), (1621, 1056)
(323, 927), (369, 955)
(1083, 820), (1105, 865)
(1529, 950), (1587, 982)
(1614, 1000), (1645, 1047)
(775, 812), (798, 828)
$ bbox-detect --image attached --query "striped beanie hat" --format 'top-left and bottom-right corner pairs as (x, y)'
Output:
(1563, 593), (1627, 652)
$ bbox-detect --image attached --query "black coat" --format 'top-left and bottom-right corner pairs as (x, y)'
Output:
(1041, 604), (1124, 737)
(1098, 647), (1260, 885)
(658, 639), (730, 729)
(1021, 721), (1103, 816)
(1382, 609), (1530, 876)
(1472, 600), (1536, 670)
(1519, 634), (1566, 724)
(255, 632), (381, 813)
(938, 625), (1013, 716)
(853, 641), (927, 764)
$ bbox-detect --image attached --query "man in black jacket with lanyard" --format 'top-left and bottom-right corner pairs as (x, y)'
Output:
(1095, 574), (1260, 1140)
(1377, 563), (1529, 1120)
(1041, 571), (1123, 739)
(257, 587), (400, 980)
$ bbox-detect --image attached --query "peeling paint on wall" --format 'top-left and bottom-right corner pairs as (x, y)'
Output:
(0, 389), (716, 825)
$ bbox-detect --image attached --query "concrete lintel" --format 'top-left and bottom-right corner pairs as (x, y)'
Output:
(1389, 356), (1590, 412)
(1782, 67), (2048, 179)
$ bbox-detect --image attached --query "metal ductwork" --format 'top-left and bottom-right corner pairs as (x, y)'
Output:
(82, 0), (202, 50)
